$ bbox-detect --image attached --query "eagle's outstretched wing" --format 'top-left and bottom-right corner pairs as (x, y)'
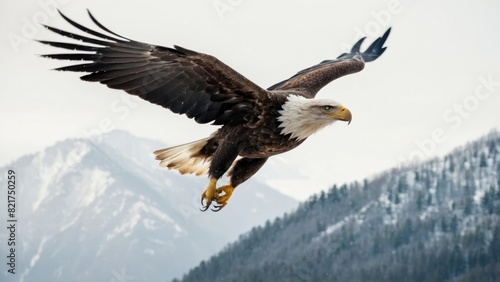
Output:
(39, 10), (269, 125)
(268, 28), (391, 98)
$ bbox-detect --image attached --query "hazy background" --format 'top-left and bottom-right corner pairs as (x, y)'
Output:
(1, 0), (499, 200)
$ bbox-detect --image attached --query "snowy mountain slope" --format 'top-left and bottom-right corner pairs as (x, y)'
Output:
(0, 130), (297, 282)
(179, 130), (500, 282)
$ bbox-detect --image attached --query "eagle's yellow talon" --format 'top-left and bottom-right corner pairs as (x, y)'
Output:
(201, 180), (235, 212)
(216, 185), (234, 203)
(211, 185), (234, 212)
(200, 178), (218, 211)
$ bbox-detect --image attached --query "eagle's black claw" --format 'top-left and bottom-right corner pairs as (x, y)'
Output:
(211, 204), (223, 212)
(200, 205), (210, 212)
(200, 196), (211, 212)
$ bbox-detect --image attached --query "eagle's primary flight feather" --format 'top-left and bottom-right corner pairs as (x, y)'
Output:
(39, 10), (390, 211)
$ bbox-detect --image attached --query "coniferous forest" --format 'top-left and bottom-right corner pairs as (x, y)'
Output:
(175, 131), (500, 282)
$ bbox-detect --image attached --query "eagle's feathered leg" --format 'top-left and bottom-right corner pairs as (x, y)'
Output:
(211, 157), (268, 211)
(229, 157), (268, 187)
(200, 139), (243, 211)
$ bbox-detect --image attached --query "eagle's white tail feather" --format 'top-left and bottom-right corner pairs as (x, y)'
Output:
(154, 138), (211, 176)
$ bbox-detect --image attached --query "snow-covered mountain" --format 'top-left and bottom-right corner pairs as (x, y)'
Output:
(0, 130), (298, 282)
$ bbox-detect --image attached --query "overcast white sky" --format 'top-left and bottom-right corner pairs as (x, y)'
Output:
(1, 0), (499, 200)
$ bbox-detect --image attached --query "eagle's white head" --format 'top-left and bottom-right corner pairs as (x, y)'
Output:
(277, 95), (352, 140)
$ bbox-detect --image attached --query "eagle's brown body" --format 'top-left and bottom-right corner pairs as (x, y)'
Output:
(40, 10), (390, 211)
(199, 93), (305, 187)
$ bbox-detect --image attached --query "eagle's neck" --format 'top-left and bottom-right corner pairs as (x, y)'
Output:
(277, 95), (334, 141)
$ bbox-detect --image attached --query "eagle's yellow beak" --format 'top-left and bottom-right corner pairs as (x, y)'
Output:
(327, 106), (352, 124)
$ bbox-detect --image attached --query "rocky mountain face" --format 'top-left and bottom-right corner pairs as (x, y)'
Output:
(178, 130), (500, 282)
(0, 130), (298, 282)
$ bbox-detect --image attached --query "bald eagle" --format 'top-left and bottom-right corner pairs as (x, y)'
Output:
(39, 11), (390, 211)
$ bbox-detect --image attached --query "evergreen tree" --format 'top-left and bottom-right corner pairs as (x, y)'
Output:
(416, 190), (424, 210)
(490, 223), (500, 263)
(480, 152), (488, 168)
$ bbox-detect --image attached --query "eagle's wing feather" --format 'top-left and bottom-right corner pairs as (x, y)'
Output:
(268, 28), (391, 98)
(39, 10), (269, 125)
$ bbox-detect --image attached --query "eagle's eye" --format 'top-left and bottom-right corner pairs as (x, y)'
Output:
(323, 105), (336, 111)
